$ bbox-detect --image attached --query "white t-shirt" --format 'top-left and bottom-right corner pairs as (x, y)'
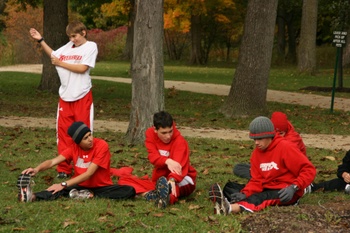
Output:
(52, 41), (98, 101)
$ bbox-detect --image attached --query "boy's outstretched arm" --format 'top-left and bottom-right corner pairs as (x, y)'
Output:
(29, 28), (53, 57)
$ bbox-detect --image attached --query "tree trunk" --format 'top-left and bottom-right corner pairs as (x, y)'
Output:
(220, 0), (278, 117)
(286, 15), (297, 64)
(277, 7), (286, 62)
(38, 0), (68, 93)
(297, 0), (318, 74)
(126, 0), (164, 145)
(122, 0), (135, 61)
(190, 14), (203, 65)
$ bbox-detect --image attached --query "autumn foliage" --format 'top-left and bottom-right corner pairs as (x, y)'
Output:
(2, 2), (43, 64)
(0, 1), (127, 65)
(88, 27), (127, 61)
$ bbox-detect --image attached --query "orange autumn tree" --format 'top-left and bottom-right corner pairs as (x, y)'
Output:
(163, 0), (242, 63)
(3, 0), (43, 64)
(97, 0), (241, 62)
(163, 0), (191, 60)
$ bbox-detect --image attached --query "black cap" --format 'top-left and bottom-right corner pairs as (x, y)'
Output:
(67, 122), (91, 144)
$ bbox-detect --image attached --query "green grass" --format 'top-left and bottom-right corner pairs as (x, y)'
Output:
(1, 64), (350, 231)
(91, 61), (350, 98)
(0, 126), (348, 232)
(1, 71), (350, 135)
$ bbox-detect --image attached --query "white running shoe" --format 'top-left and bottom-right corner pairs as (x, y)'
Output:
(17, 174), (33, 202)
(208, 183), (230, 215)
(69, 189), (94, 199)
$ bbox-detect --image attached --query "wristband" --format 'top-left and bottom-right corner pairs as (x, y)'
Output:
(37, 38), (44, 43)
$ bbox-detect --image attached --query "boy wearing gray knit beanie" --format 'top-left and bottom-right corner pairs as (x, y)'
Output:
(209, 116), (316, 215)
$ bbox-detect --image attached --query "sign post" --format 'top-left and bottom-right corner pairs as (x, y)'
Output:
(331, 31), (347, 113)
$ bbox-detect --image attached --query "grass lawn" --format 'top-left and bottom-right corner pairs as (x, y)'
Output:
(1, 63), (350, 232)
(1, 71), (350, 135)
(1, 126), (349, 232)
(91, 61), (350, 98)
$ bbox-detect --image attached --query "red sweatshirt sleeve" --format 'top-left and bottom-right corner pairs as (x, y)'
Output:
(145, 127), (168, 167)
(166, 136), (191, 182)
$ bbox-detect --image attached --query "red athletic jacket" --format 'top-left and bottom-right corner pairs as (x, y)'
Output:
(284, 121), (307, 156)
(145, 123), (197, 184)
(241, 135), (316, 197)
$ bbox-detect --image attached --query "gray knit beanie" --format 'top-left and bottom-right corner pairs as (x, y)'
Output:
(67, 122), (91, 144)
(249, 116), (275, 139)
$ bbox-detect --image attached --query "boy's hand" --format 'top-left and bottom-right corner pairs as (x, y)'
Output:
(165, 159), (182, 175)
(51, 54), (60, 66)
(46, 183), (65, 194)
(168, 179), (177, 197)
(278, 185), (297, 203)
(22, 168), (38, 176)
(29, 28), (42, 41)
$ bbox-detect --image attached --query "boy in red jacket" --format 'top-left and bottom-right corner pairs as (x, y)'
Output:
(209, 116), (316, 215)
(17, 122), (135, 202)
(144, 111), (197, 208)
(233, 111), (307, 179)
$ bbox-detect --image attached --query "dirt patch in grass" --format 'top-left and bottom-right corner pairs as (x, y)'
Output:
(240, 200), (350, 233)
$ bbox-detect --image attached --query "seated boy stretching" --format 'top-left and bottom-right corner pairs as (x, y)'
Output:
(141, 111), (197, 208)
(209, 116), (316, 215)
(17, 122), (135, 202)
(306, 150), (350, 194)
(233, 111), (307, 179)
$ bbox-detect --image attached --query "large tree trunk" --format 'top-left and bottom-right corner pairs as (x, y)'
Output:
(220, 0), (278, 117)
(122, 0), (135, 61)
(297, 0), (318, 74)
(277, 7), (286, 62)
(286, 15), (297, 64)
(38, 0), (68, 93)
(189, 14), (204, 65)
(126, 0), (164, 145)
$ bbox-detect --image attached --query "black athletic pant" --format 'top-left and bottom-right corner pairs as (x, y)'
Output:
(34, 184), (136, 201)
(312, 178), (347, 192)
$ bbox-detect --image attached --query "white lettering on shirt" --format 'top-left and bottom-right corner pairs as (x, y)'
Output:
(158, 149), (170, 157)
(260, 162), (279, 171)
(76, 157), (91, 168)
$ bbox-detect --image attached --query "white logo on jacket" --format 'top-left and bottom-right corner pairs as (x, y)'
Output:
(76, 157), (91, 168)
(260, 162), (279, 171)
(158, 149), (170, 157)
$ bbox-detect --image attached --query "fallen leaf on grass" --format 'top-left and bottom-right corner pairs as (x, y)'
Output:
(202, 168), (209, 175)
(324, 156), (336, 161)
(98, 216), (108, 222)
(63, 220), (77, 228)
(188, 204), (201, 210)
(153, 213), (164, 217)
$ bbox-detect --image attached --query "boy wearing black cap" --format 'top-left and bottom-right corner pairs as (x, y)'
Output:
(209, 116), (316, 215)
(16, 122), (136, 202)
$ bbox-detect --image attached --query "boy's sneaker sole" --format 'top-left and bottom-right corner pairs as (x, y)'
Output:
(144, 190), (158, 202)
(155, 176), (170, 209)
(17, 174), (33, 202)
(208, 183), (229, 215)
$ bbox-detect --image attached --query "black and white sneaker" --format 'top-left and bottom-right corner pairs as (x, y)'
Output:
(208, 183), (230, 215)
(155, 176), (170, 209)
(303, 183), (314, 195)
(17, 174), (33, 202)
(345, 184), (350, 194)
(69, 189), (94, 199)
